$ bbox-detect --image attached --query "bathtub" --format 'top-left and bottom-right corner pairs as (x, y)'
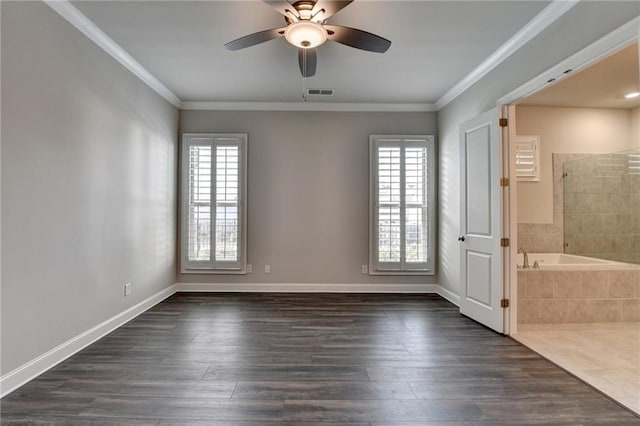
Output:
(516, 253), (638, 270)
(517, 253), (640, 324)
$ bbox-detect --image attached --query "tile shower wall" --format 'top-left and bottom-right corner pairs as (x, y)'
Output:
(518, 269), (640, 324)
(517, 154), (588, 253)
(564, 153), (640, 264)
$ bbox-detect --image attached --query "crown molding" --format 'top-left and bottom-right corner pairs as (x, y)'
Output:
(435, 0), (579, 111)
(44, 0), (182, 108)
(180, 101), (437, 112)
(41, 0), (433, 112)
(44, 0), (579, 112)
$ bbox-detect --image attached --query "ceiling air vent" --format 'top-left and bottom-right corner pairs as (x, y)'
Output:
(307, 89), (334, 96)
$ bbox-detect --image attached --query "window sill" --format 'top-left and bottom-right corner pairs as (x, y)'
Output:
(181, 268), (247, 275)
(368, 270), (435, 276)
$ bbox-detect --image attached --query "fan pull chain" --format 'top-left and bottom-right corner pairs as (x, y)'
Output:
(302, 49), (308, 102)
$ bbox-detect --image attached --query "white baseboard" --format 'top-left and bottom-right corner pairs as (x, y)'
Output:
(436, 285), (460, 306)
(176, 282), (439, 293)
(0, 284), (177, 398)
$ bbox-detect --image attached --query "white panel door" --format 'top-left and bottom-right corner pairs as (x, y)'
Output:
(459, 109), (504, 333)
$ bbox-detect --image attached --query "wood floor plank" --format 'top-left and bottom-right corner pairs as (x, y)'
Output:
(43, 361), (209, 381)
(161, 350), (314, 365)
(365, 365), (539, 382)
(1, 293), (638, 424)
(408, 379), (596, 400)
(78, 397), (286, 421)
(0, 416), (160, 425)
(0, 394), (96, 417)
(280, 399), (485, 422)
(476, 396), (638, 421)
(311, 353), (462, 368)
(157, 422), (369, 426)
(232, 381), (416, 400)
(202, 365), (370, 381)
(51, 378), (237, 398)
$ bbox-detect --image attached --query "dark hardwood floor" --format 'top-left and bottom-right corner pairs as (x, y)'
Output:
(2, 293), (639, 425)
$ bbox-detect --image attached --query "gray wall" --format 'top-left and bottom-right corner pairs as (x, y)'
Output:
(438, 2), (640, 297)
(1, 2), (179, 375)
(179, 110), (437, 285)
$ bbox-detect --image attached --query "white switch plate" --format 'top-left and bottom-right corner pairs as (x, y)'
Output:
(361, 265), (368, 274)
(247, 264), (252, 273)
(265, 264), (271, 274)
(124, 282), (132, 296)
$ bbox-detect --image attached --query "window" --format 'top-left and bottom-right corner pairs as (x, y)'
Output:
(515, 135), (540, 181)
(369, 135), (435, 275)
(181, 134), (247, 273)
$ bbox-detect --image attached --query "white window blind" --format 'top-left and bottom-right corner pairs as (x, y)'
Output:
(515, 135), (540, 182)
(182, 134), (247, 273)
(188, 143), (212, 262)
(370, 135), (435, 275)
(215, 144), (239, 263)
(405, 146), (428, 264)
(377, 146), (401, 264)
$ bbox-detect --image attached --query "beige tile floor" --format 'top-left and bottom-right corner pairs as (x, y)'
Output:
(513, 322), (640, 414)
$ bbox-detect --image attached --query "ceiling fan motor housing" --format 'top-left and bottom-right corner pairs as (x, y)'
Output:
(286, 1), (321, 24)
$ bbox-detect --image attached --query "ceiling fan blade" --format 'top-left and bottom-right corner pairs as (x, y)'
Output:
(311, 0), (353, 20)
(324, 25), (391, 53)
(263, 0), (299, 19)
(298, 48), (317, 77)
(224, 28), (286, 51)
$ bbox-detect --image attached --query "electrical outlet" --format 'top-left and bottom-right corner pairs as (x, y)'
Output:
(247, 264), (252, 273)
(124, 282), (132, 296)
(265, 264), (271, 274)
(361, 265), (368, 274)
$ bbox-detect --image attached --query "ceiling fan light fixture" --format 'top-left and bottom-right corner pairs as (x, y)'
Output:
(285, 21), (327, 49)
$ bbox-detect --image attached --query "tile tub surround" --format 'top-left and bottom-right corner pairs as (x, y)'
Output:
(564, 153), (640, 265)
(518, 269), (640, 324)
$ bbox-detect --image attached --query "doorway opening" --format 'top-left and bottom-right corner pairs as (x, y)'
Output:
(502, 29), (640, 413)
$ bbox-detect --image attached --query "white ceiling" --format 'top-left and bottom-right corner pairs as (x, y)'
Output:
(71, 1), (550, 105)
(521, 42), (640, 109)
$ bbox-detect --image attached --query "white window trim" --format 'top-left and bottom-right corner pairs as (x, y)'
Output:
(515, 135), (541, 182)
(369, 134), (436, 276)
(180, 133), (248, 274)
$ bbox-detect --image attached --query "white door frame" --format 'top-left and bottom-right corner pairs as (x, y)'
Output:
(500, 105), (516, 336)
(495, 16), (639, 335)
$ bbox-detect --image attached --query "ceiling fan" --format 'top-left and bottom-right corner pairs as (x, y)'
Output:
(224, 0), (391, 78)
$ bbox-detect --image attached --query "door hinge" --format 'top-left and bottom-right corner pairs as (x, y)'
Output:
(499, 118), (508, 127)
(500, 299), (510, 308)
(500, 177), (509, 187)
(500, 238), (509, 247)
